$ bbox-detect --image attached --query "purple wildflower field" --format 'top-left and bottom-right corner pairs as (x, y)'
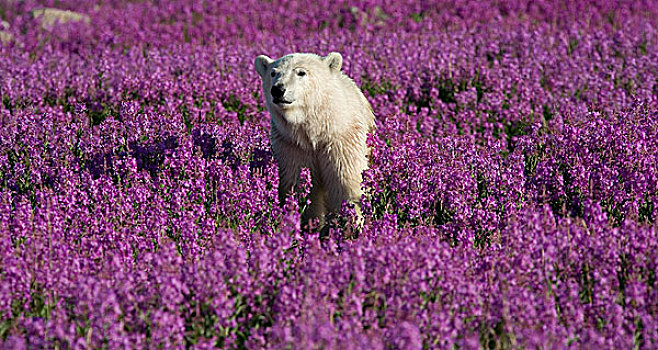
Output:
(1, 0), (657, 348)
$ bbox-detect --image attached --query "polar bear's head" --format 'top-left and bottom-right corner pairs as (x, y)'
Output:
(254, 52), (343, 112)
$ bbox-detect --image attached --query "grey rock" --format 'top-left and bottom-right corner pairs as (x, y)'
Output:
(31, 8), (91, 28)
(0, 31), (13, 44)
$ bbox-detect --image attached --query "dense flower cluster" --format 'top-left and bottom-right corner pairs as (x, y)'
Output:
(1, 0), (657, 348)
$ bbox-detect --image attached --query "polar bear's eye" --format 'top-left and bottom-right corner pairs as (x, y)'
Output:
(297, 70), (306, 77)
(270, 71), (276, 77)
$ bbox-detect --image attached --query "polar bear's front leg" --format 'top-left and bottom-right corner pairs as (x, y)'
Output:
(273, 145), (327, 229)
(272, 141), (305, 207)
(321, 143), (368, 218)
(301, 181), (327, 228)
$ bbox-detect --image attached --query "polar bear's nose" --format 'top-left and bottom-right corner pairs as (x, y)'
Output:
(271, 84), (285, 99)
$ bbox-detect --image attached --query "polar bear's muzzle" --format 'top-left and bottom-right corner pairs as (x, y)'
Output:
(271, 83), (293, 105)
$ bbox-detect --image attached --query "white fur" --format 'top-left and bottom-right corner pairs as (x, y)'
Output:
(254, 52), (375, 228)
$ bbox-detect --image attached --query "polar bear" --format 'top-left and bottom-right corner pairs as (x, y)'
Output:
(254, 52), (375, 229)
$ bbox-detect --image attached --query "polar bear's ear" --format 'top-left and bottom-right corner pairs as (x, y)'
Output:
(254, 55), (274, 78)
(324, 52), (343, 71)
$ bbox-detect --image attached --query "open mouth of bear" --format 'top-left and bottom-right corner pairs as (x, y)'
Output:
(273, 98), (293, 105)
